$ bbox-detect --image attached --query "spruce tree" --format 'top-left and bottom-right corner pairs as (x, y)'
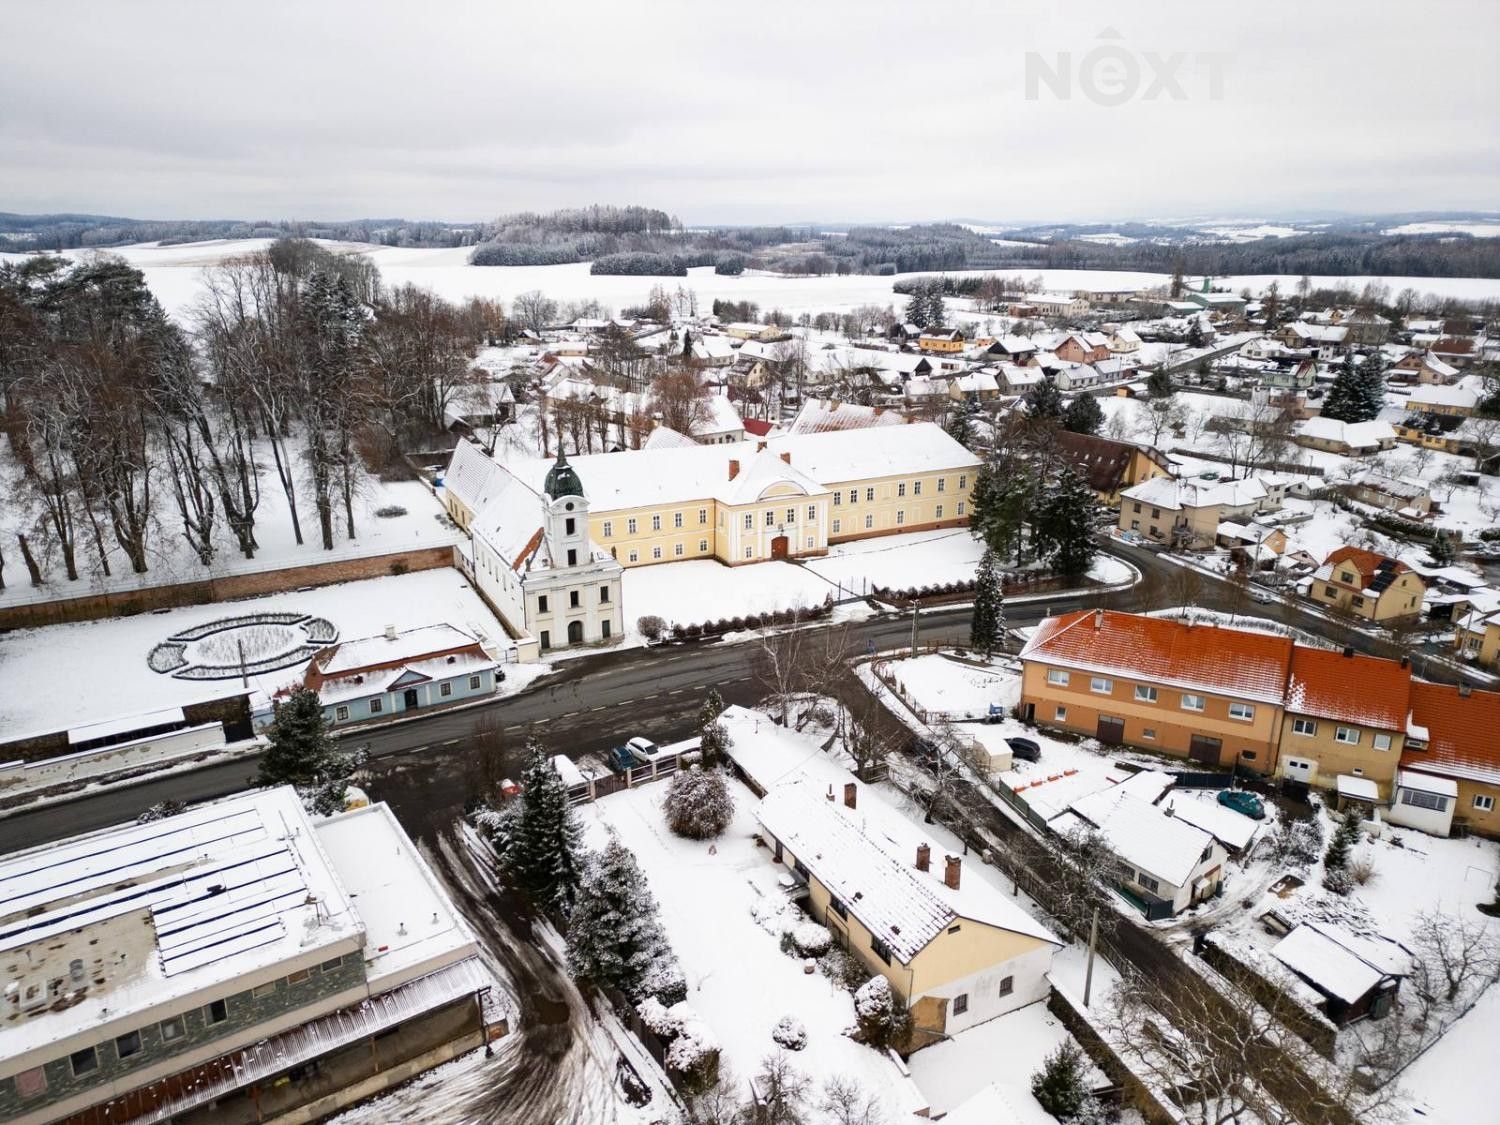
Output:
(925, 285), (947, 330)
(903, 288), (928, 329)
(1320, 354), (1373, 423)
(1430, 531), (1457, 567)
(1360, 348), (1387, 417)
(1024, 378), (1064, 422)
(258, 688), (336, 791)
(1145, 366), (1175, 400)
(973, 460), (1035, 565)
(970, 548), (1007, 658)
(567, 834), (671, 1000)
(945, 400), (978, 447)
(1036, 467), (1100, 580)
(1322, 807), (1362, 895)
(1031, 1041), (1091, 1120)
(1062, 394), (1104, 435)
(503, 739), (585, 913)
(698, 689), (731, 767)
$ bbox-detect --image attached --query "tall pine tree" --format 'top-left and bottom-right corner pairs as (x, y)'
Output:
(970, 548), (1007, 658)
(1024, 378), (1064, 422)
(567, 833), (672, 1000)
(1036, 466), (1100, 580)
(1359, 348), (1387, 418)
(1062, 394), (1103, 435)
(697, 688), (731, 766)
(1321, 353), (1375, 423)
(501, 739), (585, 914)
(257, 688), (361, 815)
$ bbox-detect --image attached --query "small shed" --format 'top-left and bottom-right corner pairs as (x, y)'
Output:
(1387, 770), (1458, 836)
(1335, 774), (1380, 815)
(1271, 922), (1409, 1026)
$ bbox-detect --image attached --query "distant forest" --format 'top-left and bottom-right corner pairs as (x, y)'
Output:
(5, 207), (1500, 280)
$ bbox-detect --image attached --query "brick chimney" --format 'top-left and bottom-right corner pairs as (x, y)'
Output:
(916, 843), (931, 872)
(780, 451), (791, 464)
(843, 782), (857, 809)
(728, 459), (740, 481)
(756, 441), (768, 452)
(944, 855), (961, 890)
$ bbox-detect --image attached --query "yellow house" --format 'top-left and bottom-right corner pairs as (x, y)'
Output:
(1307, 547), (1425, 623)
(1401, 681), (1500, 838)
(1455, 608), (1500, 669)
(757, 781), (1058, 1045)
(918, 329), (965, 354)
(444, 424), (979, 569)
(1276, 647), (1411, 797)
(724, 322), (781, 341)
(1116, 475), (1269, 549)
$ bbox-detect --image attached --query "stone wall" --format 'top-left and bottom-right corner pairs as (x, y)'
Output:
(0, 547), (455, 631)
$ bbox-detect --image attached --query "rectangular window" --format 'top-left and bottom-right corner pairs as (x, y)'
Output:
(1229, 702), (1255, 721)
(369, 697), (382, 714)
(1047, 669), (1069, 685)
(830, 896), (848, 920)
(833, 491), (842, 506)
(70, 1046), (98, 1077)
(160, 1015), (185, 1042)
(745, 546), (753, 558)
(564, 517), (576, 535)
(1181, 694), (1205, 712)
(1335, 726), (1360, 745)
(541, 630), (551, 649)
(1137, 873), (1161, 895)
(698, 539), (708, 552)
(115, 1030), (142, 1060)
(807, 504), (816, 521)
(602, 620), (611, 639)
(1055, 706), (1067, 721)
(652, 514), (661, 531)
(1133, 502), (1142, 513)
(952, 993), (968, 1015)
(848, 489), (857, 505)
(1292, 717), (1316, 736)
(674, 512), (683, 528)
(913, 480), (922, 496)
(1142, 728), (1157, 740)
(335, 705), (349, 722)
(1134, 685), (1157, 702)
(675, 543), (684, 556)
(765, 510), (775, 527)
(603, 520), (613, 537)
(937, 477), (946, 492)
(206, 998), (229, 1025)
(1372, 733), (1392, 751)
(566, 548), (577, 566)
(865, 514), (874, 529)
(870, 937), (892, 965)
(898, 482), (906, 497)
(288, 968), (311, 984)
(959, 474), (967, 489)
(321, 955), (344, 972)
(538, 594), (549, 613)
(935, 505), (944, 519)
(1090, 676), (1112, 694)
(652, 546), (662, 559)
(440, 681), (453, 697)
(832, 520), (841, 534)
(999, 975), (1014, 996)
(1474, 794), (1495, 812)
(1241, 750), (1258, 761)
(600, 585), (610, 603)
(1324, 584), (1337, 598)
(570, 590), (580, 608)
(699, 508), (707, 524)
(1401, 788), (1448, 812)
(743, 514), (753, 529)
(628, 518), (638, 534)
(896, 510), (905, 526)
(253, 980), (276, 998)
(957, 502), (965, 516)
(628, 550), (638, 563)
(866, 487), (875, 501)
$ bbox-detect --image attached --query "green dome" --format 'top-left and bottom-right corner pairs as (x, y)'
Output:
(544, 450), (585, 499)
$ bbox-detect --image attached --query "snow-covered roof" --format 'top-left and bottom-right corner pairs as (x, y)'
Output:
(313, 623), (483, 677)
(641, 425), (699, 451)
(1295, 417), (1396, 448)
(1120, 473), (1265, 512)
(1063, 789), (1215, 888)
(1284, 645), (1410, 730)
(1272, 923), (1408, 1005)
(1407, 383), (1479, 410)
(784, 399), (909, 435)
(698, 393), (744, 436)
(1396, 768), (1459, 797)
(443, 437), (510, 513)
(1335, 775), (1381, 801)
(1158, 792), (1260, 851)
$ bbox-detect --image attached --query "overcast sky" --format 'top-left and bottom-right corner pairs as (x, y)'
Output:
(4, 0), (1497, 226)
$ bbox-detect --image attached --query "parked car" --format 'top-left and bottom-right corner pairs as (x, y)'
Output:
(625, 736), (660, 764)
(1218, 790), (1266, 820)
(606, 746), (639, 773)
(1006, 737), (1042, 762)
(1249, 585), (1276, 605)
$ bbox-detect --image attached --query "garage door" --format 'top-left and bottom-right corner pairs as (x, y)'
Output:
(1189, 734), (1223, 765)
(1097, 716), (1125, 746)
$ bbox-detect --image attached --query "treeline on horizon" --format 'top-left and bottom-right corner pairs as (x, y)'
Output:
(5, 206), (1500, 280)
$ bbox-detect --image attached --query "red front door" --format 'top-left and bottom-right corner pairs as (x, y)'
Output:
(771, 535), (789, 560)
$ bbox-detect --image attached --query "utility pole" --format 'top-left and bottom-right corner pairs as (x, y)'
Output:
(1083, 906), (1099, 1008)
(910, 599), (920, 656)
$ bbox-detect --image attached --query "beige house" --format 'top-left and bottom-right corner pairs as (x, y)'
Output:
(1306, 547), (1425, 623)
(1117, 474), (1273, 548)
(1455, 607), (1500, 668)
(757, 781), (1058, 1045)
(1276, 647), (1412, 797)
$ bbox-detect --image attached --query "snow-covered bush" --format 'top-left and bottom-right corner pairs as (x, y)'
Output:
(771, 1015), (807, 1051)
(663, 767), (734, 840)
(1269, 816), (1323, 868)
(374, 504), (407, 518)
(1031, 1041), (1105, 1123)
(791, 922), (832, 957)
(853, 975), (911, 1049)
(636, 997), (681, 1039)
(663, 1002), (720, 1093)
(642, 957), (688, 1007)
(637, 615), (666, 642)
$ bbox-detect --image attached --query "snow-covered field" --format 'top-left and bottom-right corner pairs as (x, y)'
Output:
(804, 529), (984, 595)
(0, 568), (527, 740)
(1382, 221), (1500, 238)
(881, 654), (1011, 721)
(621, 558), (835, 632)
(12, 240), (1500, 324)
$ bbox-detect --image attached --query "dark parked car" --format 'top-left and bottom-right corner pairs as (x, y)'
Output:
(1006, 737), (1042, 762)
(1218, 790), (1266, 820)
(606, 746), (639, 773)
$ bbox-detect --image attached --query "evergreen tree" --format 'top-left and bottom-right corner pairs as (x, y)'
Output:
(1322, 807), (1362, 895)
(1321, 353), (1374, 423)
(902, 288), (928, 329)
(1430, 531), (1458, 566)
(945, 399), (979, 447)
(925, 285), (947, 329)
(697, 688), (731, 766)
(567, 833), (673, 1000)
(1062, 394), (1104, 435)
(1031, 1041), (1092, 1120)
(257, 688), (361, 815)
(1169, 254), (1185, 299)
(1035, 467), (1099, 580)
(1024, 378), (1064, 422)
(1186, 318), (1207, 348)
(971, 459), (1035, 564)
(970, 548), (1007, 658)
(1359, 347), (1387, 417)
(1145, 366), (1175, 400)
(501, 739), (585, 913)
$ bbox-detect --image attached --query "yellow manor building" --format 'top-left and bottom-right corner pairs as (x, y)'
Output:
(443, 422), (981, 568)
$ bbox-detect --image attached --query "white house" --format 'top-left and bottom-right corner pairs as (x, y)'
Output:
(1387, 770), (1458, 836)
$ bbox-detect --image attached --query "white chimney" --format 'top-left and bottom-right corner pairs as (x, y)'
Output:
(384, 624), (398, 641)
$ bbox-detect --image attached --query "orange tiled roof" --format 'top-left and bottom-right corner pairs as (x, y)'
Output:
(1285, 646), (1411, 729)
(1403, 681), (1500, 787)
(1324, 546), (1409, 582)
(1019, 609), (1295, 704)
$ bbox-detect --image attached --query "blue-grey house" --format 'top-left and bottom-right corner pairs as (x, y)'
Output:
(302, 624), (499, 726)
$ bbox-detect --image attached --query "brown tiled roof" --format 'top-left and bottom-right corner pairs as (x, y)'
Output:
(1020, 609), (1295, 704)
(1324, 546), (1410, 584)
(1053, 432), (1164, 495)
(1403, 680), (1500, 787)
(1285, 645), (1410, 729)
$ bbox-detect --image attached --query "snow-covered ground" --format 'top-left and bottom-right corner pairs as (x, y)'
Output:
(0, 568), (535, 740)
(881, 654), (1011, 721)
(0, 436), (460, 608)
(621, 558), (835, 633)
(804, 529), (984, 596)
(1382, 221), (1500, 238)
(14, 240), (1500, 324)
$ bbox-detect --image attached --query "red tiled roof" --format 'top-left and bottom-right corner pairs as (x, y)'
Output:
(1324, 546), (1409, 582)
(742, 417), (775, 437)
(1284, 646), (1410, 729)
(1020, 610), (1295, 704)
(1402, 681), (1500, 787)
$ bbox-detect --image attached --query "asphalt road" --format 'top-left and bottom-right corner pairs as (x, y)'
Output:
(0, 540), (1476, 855)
